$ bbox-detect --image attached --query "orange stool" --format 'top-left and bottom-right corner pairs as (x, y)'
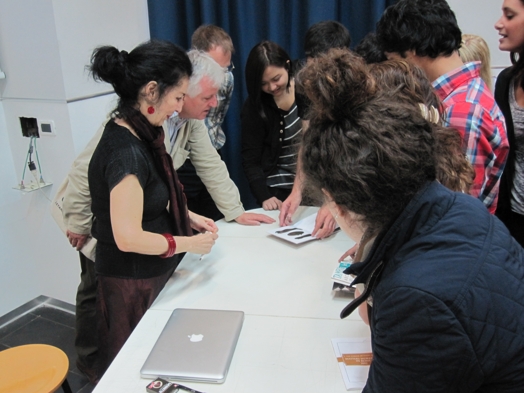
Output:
(0, 344), (72, 393)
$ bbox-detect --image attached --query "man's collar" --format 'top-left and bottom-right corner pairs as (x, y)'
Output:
(166, 115), (188, 135)
(432, 61), (481, 100)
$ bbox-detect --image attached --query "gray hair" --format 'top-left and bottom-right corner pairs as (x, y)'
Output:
(187, 49), (224, 97)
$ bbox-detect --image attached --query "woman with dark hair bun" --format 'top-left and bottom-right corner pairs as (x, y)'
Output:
(87, 40), (218, 378)
(241, 41), (303, 210)
(298, 48), (524, 391)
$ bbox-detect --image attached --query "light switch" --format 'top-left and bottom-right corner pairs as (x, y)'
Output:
(39, 120), (56, 136)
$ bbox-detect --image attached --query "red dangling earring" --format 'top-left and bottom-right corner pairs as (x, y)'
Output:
(147, 106), (155, 114)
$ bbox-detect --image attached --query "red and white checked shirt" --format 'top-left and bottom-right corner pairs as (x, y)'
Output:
(433, 61), (509, 213)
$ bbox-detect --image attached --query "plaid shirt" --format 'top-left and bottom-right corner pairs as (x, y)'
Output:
(205, 71), (234, 149)
(433, 61), (509, 213)
(166, 115), (188, 156)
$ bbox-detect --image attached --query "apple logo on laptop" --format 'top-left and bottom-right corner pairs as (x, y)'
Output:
(188, 334), (203, 342)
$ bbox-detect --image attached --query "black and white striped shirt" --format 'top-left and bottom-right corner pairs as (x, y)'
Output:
(267, 102), (302, 189)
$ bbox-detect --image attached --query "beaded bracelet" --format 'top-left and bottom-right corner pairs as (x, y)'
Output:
(159, 233), (176, 258)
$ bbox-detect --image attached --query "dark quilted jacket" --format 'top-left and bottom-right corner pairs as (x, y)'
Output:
(345, 181), (524, 392)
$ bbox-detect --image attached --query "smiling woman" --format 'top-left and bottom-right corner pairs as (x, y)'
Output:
(241, 41), (304, 211)
(493, 0), (524, 246)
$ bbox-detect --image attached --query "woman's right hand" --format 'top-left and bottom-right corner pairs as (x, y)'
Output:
(262, 196), (282, 211)
(188, 231), (218, 255)
(339, 244), (358, 262)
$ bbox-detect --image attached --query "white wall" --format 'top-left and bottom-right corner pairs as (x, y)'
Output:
(0, 0), (149, 317)
(0, 105), (17, 206)
(448, 0), (512, 75)
(0, 0), (65, 100)
(69, 94), (118, 156)
(52, 0), (151, 100)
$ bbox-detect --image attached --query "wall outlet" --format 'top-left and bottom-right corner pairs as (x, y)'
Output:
(39, 119), (56, 136)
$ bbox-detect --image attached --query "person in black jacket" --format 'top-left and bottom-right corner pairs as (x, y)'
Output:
(241, 41), (303, 210)
(494, 0), (524, 246)
(299, 48), (524, 392)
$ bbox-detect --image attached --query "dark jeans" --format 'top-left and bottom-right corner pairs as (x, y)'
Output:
(75, 253), (98, 371)
(177, 158), (223, 222)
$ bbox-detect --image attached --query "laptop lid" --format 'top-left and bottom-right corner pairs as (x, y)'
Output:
(140, 308), (244, 384)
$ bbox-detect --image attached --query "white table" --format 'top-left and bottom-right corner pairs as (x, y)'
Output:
(93, 207), (370, 393)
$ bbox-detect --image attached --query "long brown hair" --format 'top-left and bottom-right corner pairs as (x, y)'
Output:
(298, 49), (436, 233)
(369, 60), (475, 193)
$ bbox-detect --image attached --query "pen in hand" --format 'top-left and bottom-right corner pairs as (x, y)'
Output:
(199, 231), (210, 261)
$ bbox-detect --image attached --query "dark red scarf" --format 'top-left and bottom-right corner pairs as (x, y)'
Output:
(125, 109), (192, 237)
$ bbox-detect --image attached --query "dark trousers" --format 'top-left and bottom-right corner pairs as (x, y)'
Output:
(75, 253), (98, 371)
(177, 158), (223, 222)
(96, 267), (175, 376)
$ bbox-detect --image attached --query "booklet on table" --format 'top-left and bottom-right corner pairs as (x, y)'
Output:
(332, 261), (353, 286)
(332, 261), (356, 294)
(331, 337), (372, 390)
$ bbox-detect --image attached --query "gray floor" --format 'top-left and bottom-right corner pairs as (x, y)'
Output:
(0, 300), (95, 393)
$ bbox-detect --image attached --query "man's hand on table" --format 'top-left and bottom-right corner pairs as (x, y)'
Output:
(234, 212), (275, 226)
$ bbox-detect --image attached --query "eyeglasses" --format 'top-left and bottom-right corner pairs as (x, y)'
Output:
(224, 61), (235, 73)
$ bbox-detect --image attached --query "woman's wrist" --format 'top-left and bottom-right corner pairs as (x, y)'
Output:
(188, 211), (199, 230)
(172, 236), (190, 254)
(159, 233), (176, 258)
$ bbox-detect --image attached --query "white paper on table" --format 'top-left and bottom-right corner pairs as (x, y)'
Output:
(268, 212), (339, 244)
(331, 337), (372, 390)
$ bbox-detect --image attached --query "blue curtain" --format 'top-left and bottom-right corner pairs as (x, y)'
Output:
(148, 0), (395, 209)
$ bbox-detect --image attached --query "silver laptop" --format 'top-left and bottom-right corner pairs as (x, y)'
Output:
(140, 308), (244, 384)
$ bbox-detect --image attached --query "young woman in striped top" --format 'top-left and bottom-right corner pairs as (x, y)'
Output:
(241, 41), (303, 210)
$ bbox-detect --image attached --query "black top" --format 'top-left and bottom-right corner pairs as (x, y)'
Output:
(89, 120), (179, 279)
(241, 94), (302, 203)
(494, 67), (517, 221)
